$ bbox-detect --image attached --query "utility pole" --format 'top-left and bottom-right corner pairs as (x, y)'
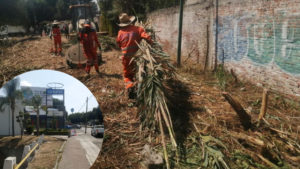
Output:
(214, 0), (219, 71)
(177, 0), (184, 67)
(46, 90), (48, 131)
(85, 97), (88, 134)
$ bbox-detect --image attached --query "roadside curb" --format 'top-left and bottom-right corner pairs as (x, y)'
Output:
(53, 140), (67, 169)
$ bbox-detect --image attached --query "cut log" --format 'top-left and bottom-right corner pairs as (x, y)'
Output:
(222, 92), (252, 130)
(258, 89), (268, 124)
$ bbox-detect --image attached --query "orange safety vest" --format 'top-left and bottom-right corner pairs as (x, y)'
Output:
(52, 27), (61, 39)
(116, 25), (152, 56)
(80, 29), (100, 51)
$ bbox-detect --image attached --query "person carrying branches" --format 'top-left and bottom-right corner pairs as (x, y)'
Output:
(116, 13), (153, 99)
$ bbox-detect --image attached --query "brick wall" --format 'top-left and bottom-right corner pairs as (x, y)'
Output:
(148, 0), (213, 68)
(148, 0), (300, 96)
(217, 0), (300, 96)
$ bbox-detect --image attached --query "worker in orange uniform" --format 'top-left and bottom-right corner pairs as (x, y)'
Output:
(116, 13), (153, 99)
(50, 20), (62, 55)
(79, 20), (101, 76)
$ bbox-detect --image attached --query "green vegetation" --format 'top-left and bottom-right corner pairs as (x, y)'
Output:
(16, 111), (31, 138)
(214, 65), (235, 91)
(26, 125), (34, 135)
(98, 0), (182, 35)
(34, 128), (69, 135)
(0, 0), (97, 30)
(134, 21), (177, 169)
(31, 95), (42, 135)
(68, 106), (103, 124)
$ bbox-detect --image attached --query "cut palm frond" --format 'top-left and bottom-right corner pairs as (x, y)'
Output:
(133, 21), (177, 168)
(200, 135), (230, 169)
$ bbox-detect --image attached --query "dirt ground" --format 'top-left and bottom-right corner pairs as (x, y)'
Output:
(0, 136), (38, 167)
(0, 36), (300, 168)
(0, 136), (37, 148)
(27, 136), (64, 169)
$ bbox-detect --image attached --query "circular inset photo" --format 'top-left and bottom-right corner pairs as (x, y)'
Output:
(0, 70), (103, 169)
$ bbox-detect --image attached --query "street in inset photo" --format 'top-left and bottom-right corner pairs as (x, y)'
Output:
(0, 70), (104, 169)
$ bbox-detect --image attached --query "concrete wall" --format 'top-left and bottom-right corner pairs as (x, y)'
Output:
(148, 0), (300, 96)
(0, 100), (23, 136)
(148, 0), (213, 68)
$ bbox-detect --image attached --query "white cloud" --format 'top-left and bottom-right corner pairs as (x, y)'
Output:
(20, 80), (32, 87)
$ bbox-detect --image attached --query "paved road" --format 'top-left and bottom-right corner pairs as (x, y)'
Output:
(58, 128), (103, 169)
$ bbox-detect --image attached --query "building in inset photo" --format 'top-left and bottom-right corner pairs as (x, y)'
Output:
(0, 70), (102, 136)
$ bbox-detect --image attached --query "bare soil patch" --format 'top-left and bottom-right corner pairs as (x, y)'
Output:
(27, 136), (64, 169)
(0, 136), (38, 168)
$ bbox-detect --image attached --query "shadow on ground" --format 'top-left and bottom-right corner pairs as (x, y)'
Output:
(166, 79), (193, 164)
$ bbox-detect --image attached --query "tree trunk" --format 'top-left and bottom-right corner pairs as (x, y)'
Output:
(11, 101), (15, 137)
(21, 125), (23, 139)
(36, 108), (40, 136)
(222, 92), (252, 130)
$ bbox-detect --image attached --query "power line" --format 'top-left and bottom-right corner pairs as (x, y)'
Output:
(77, 94), (94, 112)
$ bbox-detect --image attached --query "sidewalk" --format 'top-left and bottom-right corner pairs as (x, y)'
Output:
(57, 128), (102, 169)
(58, 137), (90, 169)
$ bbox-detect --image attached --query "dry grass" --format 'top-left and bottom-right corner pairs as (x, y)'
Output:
(0, 35), (299, 168)
(27, 136), (64, 169)
(0, 136), (38, 167)
(173, 66), (300, 168)
(0, 136), (37, 148)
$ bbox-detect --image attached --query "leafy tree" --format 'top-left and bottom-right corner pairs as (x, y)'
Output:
(32, 95), (42, 136)
(97, 0), (181, 35)
(68, 106), (103, 124)
(0, 0), (28, 26)
(16, 112), (24, 139)
(0, 0), (73, 30)
(0, 78), (23, 136)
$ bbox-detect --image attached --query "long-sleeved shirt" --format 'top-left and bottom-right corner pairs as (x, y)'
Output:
(80, 28), (100, 50)
(52, 27), (61, 39)
(117, 25), (152, 56)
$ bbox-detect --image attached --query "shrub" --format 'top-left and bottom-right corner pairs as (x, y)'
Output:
(26, 125), (34, 134)
(34, 129), (69, 135)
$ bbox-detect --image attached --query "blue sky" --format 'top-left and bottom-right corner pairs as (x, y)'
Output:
(0, 70), (99, 114)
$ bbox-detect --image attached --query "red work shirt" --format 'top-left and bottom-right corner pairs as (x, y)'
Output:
(52, 27), (61, 39)
(116, 25), (152, 56)
(80, 29), (100, 50)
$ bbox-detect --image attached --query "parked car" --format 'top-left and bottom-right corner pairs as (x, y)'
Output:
(73, 124), (81, 129)
(65, 125), (72, 129)
(91, 125), (104, 138)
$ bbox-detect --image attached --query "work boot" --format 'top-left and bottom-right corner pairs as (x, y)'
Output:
(96, 70), (102, 77)
(127, 87), (136, 100)
(85, 71), (90, 79)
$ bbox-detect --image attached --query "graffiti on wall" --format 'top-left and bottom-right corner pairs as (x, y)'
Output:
(218, 11), (300, 74)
